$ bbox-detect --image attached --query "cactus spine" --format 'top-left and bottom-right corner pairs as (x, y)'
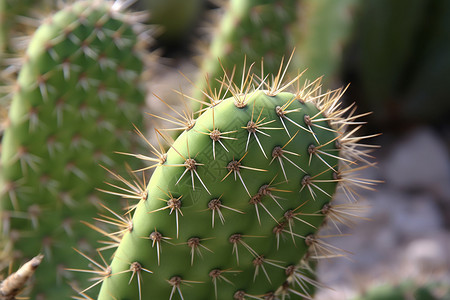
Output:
(88, 63), (375, 299)
(0, 0), (148, 298)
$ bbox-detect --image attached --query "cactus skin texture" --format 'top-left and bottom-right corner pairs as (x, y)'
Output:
(0, 0), (147, 298)
(91, 65), (374, 299)
(193, 0), (298, 112)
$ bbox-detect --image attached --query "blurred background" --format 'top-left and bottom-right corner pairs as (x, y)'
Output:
(1, 0), (449, 298)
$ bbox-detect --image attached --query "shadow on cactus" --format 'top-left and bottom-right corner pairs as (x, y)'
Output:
(75, 58), (378, 299)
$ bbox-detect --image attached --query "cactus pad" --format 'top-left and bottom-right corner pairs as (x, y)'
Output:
(0, 0), (148, 298)
(91, 66), (375, 299)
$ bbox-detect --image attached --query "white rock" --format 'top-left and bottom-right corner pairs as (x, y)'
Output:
(390, 193), (443, 239)
(383, 127), (450, 198)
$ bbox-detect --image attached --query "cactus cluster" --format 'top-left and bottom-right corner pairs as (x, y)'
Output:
(0, 0), (383, 298)
(0, 0), (57, 104)
(0, 0), (148, 298)
(82, 63), (376, 299)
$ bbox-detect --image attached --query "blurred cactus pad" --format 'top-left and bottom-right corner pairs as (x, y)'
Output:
(0, 0), (54, 55)
(348, 0), (450, 129)
(139, 0), (206, 46)
(0, 0), (148, 298)
(90, 64), (376, 299)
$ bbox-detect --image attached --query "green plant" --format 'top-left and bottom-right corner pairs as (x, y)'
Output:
(0, 254), (43, 299)
(83, 62), (376, 299)
(193, 0), (299, 112)
(0, 1), (383, 298)
(0, 0), (148, 297)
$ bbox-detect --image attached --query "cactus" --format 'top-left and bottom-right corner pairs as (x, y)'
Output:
(0, 0), (149, 298)
(84, 62), (376, 299)
(0, 0), (56, 59)
(193, 0), (299, 112)
(0, 0), (34, 54)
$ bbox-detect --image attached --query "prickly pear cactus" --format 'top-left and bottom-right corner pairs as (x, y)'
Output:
(0, 0), (148, 298)
(90, 65), (375, 299)
(193, 0), (299, 112)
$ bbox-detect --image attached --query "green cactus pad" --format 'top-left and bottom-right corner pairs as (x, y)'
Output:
(93, 68), (372, 299)
(0, 0), (148, 298)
